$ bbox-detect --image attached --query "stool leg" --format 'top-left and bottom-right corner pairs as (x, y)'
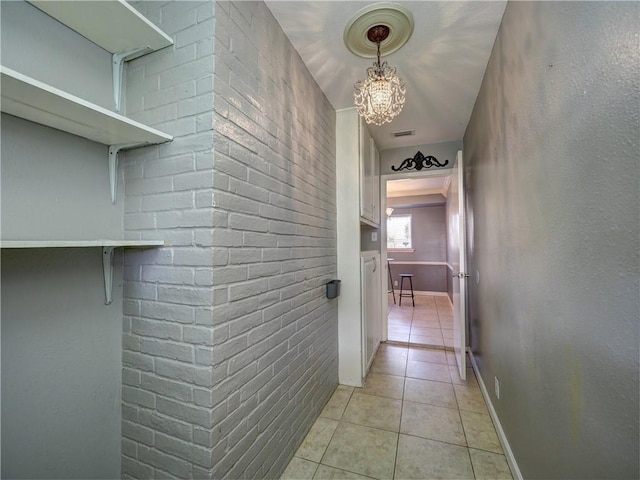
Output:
(399, 276), (404, 306)
(388, 261), (396, 305)
(409, 275), (415, 307)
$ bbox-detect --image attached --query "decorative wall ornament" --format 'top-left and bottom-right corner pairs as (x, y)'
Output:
(391, 151), (449, 171)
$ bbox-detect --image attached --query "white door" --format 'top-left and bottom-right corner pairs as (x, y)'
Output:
(450, 150), (468, 379)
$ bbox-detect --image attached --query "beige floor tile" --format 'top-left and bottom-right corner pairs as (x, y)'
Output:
(442, 328), (454, 339)
(371, 355), (407, 376)
(469, 449), (513, 480)
(410, 326), (443, 337)
(358, 372), (405, 400)
(460, 410), (503, 454)
(320, 389), (352, 420)
(312, 465), (373, 479)
(388, 316), (412, 326)
(410, 334), (445, 346)
(321, 422), (398, 479)
(454, 384), (488, 414)
(343, 392), (402, 432)
(395, 434), (474, 480)
(376, 343), (408, 359)
(406, 360), (452, 383)
(449, 365), (479, 387)
(389, 325), (411, 335)
(388, 331), (410, 343)
(336, 385), (354, 392)
(446, 350), (458, 366)
(410, 318), (441, 328)
(400, 401), (466, 446)
(403, 377), (457, 409)
(443, 337), (454, 348)
(296, 417), (339, 463)
(281, 457), (318, 479)
(407, 347), (448, 365)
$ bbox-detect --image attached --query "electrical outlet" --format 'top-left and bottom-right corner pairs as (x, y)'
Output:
(494, 376), (500, 399)
(371, 232), (377, 242)
(394, 280), (398, 287)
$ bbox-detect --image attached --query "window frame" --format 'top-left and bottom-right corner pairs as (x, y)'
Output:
(386, 214), (414, 252)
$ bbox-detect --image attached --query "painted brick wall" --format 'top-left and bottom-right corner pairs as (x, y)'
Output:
(121, 2), (217, 478)
(212, 2), (338, 478)
(120, 1), (337, 477)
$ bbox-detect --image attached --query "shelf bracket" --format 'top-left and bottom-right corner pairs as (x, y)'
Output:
(102, 246), (115, 305)
(109, 143), (140, 204)
(112, 47), (151, 113)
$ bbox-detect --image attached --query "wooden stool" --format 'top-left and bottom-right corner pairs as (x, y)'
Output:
(398, 273), (415, 307)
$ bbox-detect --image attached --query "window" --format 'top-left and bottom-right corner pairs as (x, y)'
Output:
(387, 214), (412, 250)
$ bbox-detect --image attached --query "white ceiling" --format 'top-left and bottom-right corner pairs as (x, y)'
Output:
(265, 1), (506, 151)
(387, 176), (448, 197)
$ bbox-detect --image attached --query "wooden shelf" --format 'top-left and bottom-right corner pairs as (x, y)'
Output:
(0, 240), (165, 249)
(28, 0), (173, 56)
(0, 66), (172, 146)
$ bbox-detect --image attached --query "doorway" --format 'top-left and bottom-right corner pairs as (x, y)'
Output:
(380, 170), (454, 350)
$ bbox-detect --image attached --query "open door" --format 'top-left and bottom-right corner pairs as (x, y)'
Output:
(450, 150), (468, 379)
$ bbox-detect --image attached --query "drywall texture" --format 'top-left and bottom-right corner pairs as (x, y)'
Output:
(212, 1), (338, 478)
(380, 140), (461, 176)
(388, 206), (447, 292)
(1, 249), (123, 479)
(464, 2), (639, 479)
(120, 1), (217, 477)
(1, 2), (123, 477)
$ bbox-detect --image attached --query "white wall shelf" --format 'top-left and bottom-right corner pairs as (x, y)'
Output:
(28, 0), (174, 112)
(1, 240), (166, 304)
(0, 67), (172, 146)
(28, 0), (173, 55)
(0, 240), (165, 249)
(0, 66), (173, 203)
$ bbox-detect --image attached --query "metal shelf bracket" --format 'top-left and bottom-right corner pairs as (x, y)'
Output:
(109, 143), (140, 204)
(102, 246), (115, 304)
(112, 47), (151, 113)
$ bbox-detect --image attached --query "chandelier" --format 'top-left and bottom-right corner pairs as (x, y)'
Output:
(354, 25), (406, 126)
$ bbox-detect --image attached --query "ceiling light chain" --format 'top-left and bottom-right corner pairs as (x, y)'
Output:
(353, 25), (406, 126)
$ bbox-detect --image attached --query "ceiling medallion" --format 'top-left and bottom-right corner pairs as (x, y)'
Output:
(345, 3), (414, 126)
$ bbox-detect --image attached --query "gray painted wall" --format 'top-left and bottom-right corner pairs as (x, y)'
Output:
(464, 2), (639, 479)
(388, 205), (447, 292)
(380, 140), (460, 176)
(1, 2), (124, 477)
(1, 249), (122, 479)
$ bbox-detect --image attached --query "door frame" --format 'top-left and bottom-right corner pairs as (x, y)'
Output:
(380, 169), (455, 342)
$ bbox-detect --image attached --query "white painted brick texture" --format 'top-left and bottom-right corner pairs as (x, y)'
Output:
(212, 2), (338, 479)
(122, 1), (216, 478)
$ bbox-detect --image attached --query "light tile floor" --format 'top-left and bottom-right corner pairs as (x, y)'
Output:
(387, 294), (454, 348)
(281, 344), (513, 480)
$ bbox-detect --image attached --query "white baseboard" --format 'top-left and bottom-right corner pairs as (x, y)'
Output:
(468, 351), (523, 480)
(413, 290), (448, 296)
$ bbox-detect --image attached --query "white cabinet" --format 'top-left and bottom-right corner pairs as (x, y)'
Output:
(359, 118), (381, 227)
(361, 252), (382, 374)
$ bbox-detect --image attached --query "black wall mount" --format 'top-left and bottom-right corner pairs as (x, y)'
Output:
(326, 279), (341, 299)
(391, 151), (449, 172)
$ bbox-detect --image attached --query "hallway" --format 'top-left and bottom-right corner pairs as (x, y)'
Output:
(281, 343), (513, 479)
(387, 294), (454, 348)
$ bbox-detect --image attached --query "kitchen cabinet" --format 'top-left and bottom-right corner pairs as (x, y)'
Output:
(361, 252), (382, 373)
(359, 119), (380, 227)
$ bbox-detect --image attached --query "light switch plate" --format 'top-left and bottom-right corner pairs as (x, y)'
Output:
(371, 232), (377, 242)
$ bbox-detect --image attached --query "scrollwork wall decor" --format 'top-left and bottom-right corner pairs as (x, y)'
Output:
(391, 151), (449, 171)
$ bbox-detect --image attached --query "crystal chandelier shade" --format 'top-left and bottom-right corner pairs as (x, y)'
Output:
(353, 25), (406, 126)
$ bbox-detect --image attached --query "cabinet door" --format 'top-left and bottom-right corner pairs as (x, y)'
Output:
(361, 254), (381, 374)
(359, 120), (374, 222)
(371, 138), (380, 225)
